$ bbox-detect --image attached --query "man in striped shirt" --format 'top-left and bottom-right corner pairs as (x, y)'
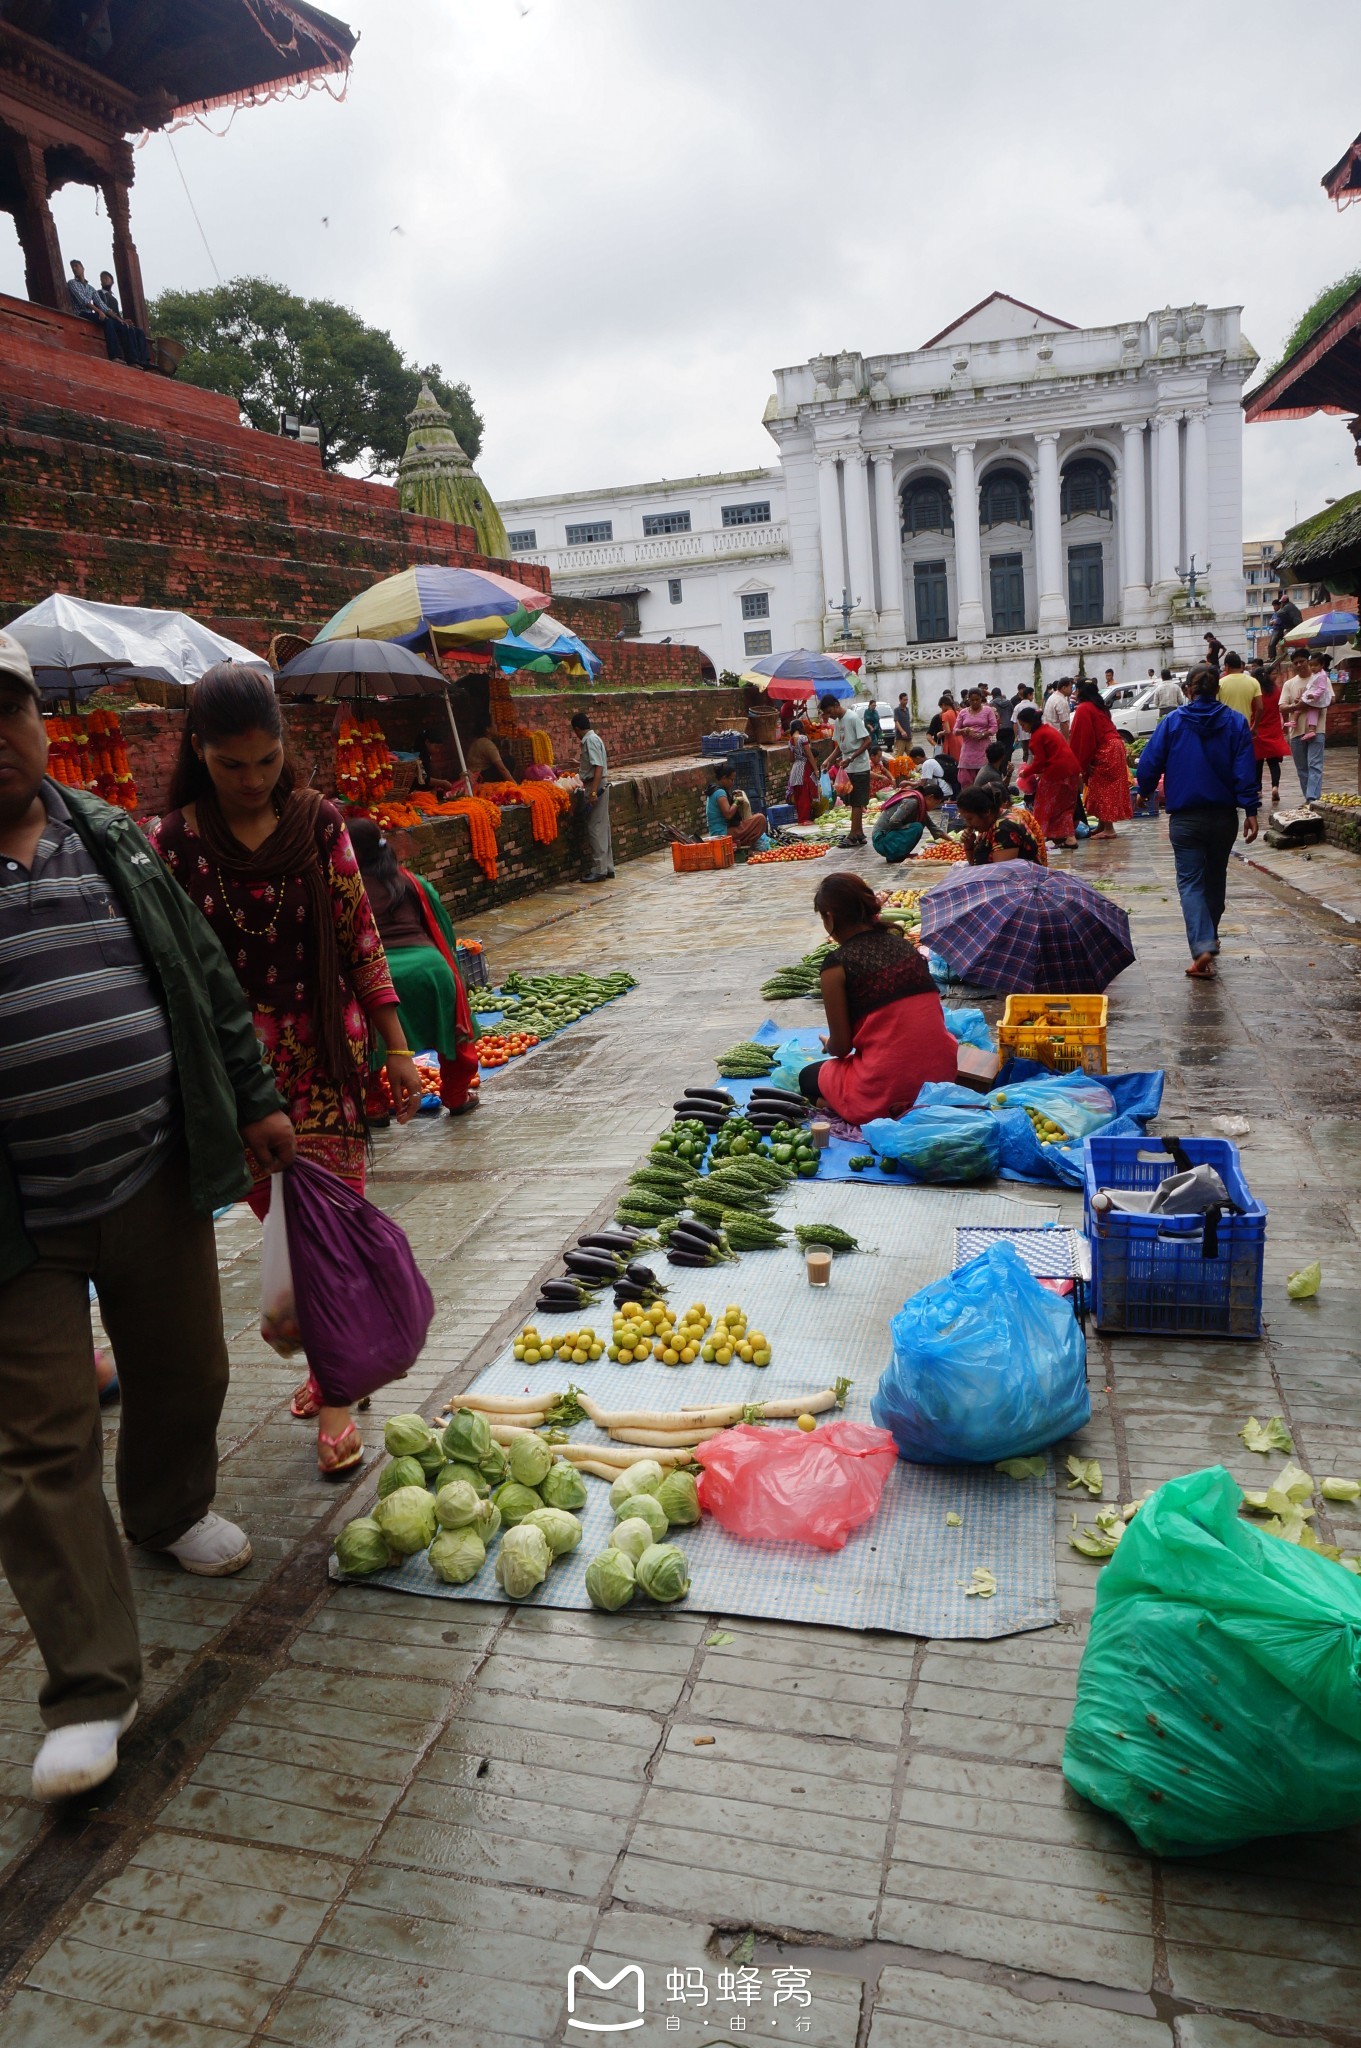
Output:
(0, 635), (295, 1800)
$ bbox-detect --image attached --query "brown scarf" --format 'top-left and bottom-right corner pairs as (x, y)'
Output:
(194, 784), (360, 1099)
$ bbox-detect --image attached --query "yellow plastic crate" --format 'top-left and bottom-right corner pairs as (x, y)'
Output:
(998, 994), (1108, 1074)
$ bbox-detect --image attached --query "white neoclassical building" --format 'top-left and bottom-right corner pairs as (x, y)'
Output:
(500, 293), (1259, 698)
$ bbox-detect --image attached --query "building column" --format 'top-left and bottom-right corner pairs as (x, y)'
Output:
(101, 172), (148, 333)
(13, 138), (64, 311)
(1033, 431), (1065, 633)
(872, 453), (906, 642)
(1183, 406), (1210, 587)
(952, 441), (985, 642)
(1120, 419), (1150, 623)
(1153, 411), (1182, 594)
(816, 453), (846, 624)
(842, 448), (875, 625)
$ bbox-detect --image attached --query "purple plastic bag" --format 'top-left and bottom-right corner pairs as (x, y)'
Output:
(281, 1158), (434, 1406)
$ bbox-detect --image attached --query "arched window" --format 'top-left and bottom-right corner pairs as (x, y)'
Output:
(901, 477), (952, 535)
(978, 466), (1031, 528)
(1061, 457), (1113, 518)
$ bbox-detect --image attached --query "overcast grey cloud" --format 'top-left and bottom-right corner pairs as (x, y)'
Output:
(8, 0), (1356, 537)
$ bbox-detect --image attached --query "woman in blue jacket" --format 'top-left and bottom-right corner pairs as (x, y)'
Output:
(1136, 665), (1258, 980)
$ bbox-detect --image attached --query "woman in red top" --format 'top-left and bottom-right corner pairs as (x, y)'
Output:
(152, 667), (423, 1477)
(1015, 705), (1081, 848)
(1253, 663), (1289, 804)
(796, 873), (958, 1126)
(1068, 680), (1133, 836)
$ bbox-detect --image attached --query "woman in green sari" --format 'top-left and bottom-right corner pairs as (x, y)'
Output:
(350, 819), (480, 1119)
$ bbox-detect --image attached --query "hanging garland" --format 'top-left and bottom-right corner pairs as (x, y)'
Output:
(335, 711), (394, 807)
(44, 711), (138, 810)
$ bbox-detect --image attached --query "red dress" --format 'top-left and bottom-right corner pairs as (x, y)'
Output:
(1021, 724), (1083, 842)
(151, 800), (396, 1185)
(1253, 684), (1289, 763)
(1069, 702), (1133, 825)
(815, 927), (958, 1125)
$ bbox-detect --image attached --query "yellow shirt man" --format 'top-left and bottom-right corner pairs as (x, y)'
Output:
(1217, 666), (1261, 727)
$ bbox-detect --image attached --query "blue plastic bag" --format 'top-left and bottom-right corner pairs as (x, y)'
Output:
(942, 1006), (994, 1052)
(862, 1104), (1000, 1183)
(987, 1074), (1115, 1138)
(872, 1240), (1090, 1464)
(818, 770), (834, 800)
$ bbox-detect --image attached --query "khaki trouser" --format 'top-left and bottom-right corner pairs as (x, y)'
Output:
(582, 784), (614, 880)
(0, 1147), (229, 1726)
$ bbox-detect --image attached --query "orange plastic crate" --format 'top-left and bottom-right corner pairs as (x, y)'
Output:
(672, 836), (735, 873)
(997, 994), (1108, 1074)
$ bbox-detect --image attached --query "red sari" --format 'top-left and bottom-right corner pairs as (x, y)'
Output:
(1020, 724), (1082, 842)
(1069, 702), (1133, 825)
(814, 927), (958, 1125)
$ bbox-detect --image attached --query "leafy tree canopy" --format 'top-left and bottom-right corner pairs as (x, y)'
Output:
(147, 276), (483, 476)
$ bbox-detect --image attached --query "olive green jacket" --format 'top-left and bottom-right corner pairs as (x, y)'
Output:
(0, 785), (285, 1286)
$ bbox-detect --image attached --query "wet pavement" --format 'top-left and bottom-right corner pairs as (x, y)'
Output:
(2, 765), (1361, 2048)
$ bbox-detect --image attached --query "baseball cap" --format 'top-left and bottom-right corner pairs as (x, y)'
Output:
(0, 631), (39, 703)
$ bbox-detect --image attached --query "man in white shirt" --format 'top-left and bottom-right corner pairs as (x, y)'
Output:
(570, 710), (613, 881)
(820, 693), (872, 846)
(1042, 677), (1072, 732)
(907, 745), (949, 799)
(1153, 670), (1184, 720)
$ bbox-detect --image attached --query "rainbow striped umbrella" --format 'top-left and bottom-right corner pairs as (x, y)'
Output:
(740, 648), (856, 700)
(313, 565), (546, 647)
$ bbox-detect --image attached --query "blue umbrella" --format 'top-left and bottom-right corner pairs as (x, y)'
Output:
(1282, 609), (1358, 649)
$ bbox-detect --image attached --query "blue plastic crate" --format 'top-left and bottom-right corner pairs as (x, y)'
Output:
(1084, 1135), (1265, 1339)
(767, 802), (796, 828)
(701, 731), (746, 756)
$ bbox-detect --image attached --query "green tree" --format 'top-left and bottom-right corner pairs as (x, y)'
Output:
(147, 276), (482, 475)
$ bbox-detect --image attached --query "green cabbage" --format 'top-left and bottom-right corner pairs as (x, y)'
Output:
(635, 1542), (691, 1603)
(373, 1484), (438, 1555)
(609, 1461), (665, 1512)
(479, 1442), (508, 1486)
(495, 1522), (551, 1598)
(654, 1470), (701, 1526)
(508, 1434), (553, 1489)
(613, 1491), (667, 1541)
(415, 1437), (447, 1479)
(610, 1516), (655, 1564)
(585, 1548), (636, 1611)
(377, 1455), (426, 1499)
(493, 1481), (544, 1527)
(442, 1407), (493, 1466)
(540, 1460), (588, 1511)
(384, 1413), (435, 1459)
(436, 1460), (488, 1497)
(523, 1507), (583, 1558)
(473, 1497), (502, 1543)
(428, 1526), (486, 1585)
(434, 1479), (482, 1529)
(333, 1516), (391, 1576)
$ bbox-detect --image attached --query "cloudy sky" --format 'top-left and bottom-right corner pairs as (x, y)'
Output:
(10, 0), (1358, 536)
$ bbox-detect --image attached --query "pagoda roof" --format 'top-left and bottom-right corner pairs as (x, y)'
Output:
(1323, 131), (1361, 209)
(1280, 489), (1361, 592)
(1243, 277), (1361, 423)
(1, 1), (354, 123)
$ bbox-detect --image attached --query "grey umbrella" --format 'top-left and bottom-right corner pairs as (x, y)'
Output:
(274, 638), (472, 782)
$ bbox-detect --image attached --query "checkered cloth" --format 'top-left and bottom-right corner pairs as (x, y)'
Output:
(918, 864), (1134, 993)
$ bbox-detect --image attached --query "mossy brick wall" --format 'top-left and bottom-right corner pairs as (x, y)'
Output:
(507, 687), (748, 764)
(1320, 808), (1361, 854)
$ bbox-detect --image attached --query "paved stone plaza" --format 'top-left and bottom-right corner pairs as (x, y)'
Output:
(2, 784), (1360, 2048)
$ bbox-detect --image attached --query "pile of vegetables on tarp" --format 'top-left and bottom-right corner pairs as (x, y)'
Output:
(862, 1063), (1165, 1188)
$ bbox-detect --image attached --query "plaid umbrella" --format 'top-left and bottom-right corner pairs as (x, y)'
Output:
(918, 862), (1135, 993)
(740, 648), (856, 700)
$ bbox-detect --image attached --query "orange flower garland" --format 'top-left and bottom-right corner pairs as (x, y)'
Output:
(447, 796), (502, 879)
(44, 711), (137, 809)
(465, 779), (572, 846)
(335, 710), (394, 806)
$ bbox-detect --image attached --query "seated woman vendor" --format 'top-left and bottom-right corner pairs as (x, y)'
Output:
(798, 872), (958, 1126)
(464, 724), (515, 786)
(349, 819), (480, 1118)
(705, 765), (768, 850)
(956, 783), (1047, 865)
(872, 781), (945, 864)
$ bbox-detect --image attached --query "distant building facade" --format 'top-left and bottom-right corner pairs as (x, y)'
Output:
(502, 293), (1259, 699)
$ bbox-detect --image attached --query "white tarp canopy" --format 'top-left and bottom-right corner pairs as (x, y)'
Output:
(5, 595), (269, 693)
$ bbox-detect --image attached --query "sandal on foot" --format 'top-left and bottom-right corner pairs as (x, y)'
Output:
(318, 1421), (364, 1477)
(1186, 955), (1217, 979)
(290, 1374), (322, 1420)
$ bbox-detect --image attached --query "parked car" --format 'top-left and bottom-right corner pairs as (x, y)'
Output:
(1109, 685), (1163, 743)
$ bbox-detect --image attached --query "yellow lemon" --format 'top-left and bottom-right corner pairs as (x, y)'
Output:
(715, 1347), (733, 1366)
(662, 1347), (680, 1366)
(607, 1344), (620, 1361)
(524, 1348), (541, 1364)
(512, 1343), (525, 1360)
(588, 1343), (604, 1360)
(753, 1348), (771, 1366)
(796, 1412), (816, 1430)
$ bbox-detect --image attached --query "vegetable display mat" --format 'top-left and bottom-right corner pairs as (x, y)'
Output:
(341, 1182), (1065, 1640)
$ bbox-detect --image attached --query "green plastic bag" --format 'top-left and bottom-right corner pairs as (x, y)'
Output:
(1062, 1465), (1361, 1856)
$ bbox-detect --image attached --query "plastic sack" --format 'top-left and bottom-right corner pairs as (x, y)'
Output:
(258, 1176), (302, 1356)
(693, 1421), (897, 1551)
(862, 1104), (1000, 1184)
(769, 1045), (812, 1095)
(942, 1006), (994, 1052)
(987, 1074), (1116, 1139)
(833, 769), (853, 797)
(1062, 1466), (1361, 1856)
(872, 1240), (1089, 1463)
(281, 1157), (435, 1406)
(818, 771), (834, 800)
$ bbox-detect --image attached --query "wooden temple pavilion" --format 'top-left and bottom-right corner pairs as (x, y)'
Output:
(0, 1), (354, 332)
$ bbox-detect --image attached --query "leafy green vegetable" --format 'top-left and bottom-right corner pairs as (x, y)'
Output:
(435, 1459), (488, 1497)
(1322, 1478), (1361, 1503)
(996, 1455), (1046, 1481)
(384, 1414), (434, 1459)
(706, 1631), (735, 1647)
(608, 1461), (665, 1512)
(522, 1507), (583, 1558)
(479, 1441), (508, 1486)
(1070, 1523), (1122, 1559)
(508, 1434), (553, 1489)
(495, 1523), (551, 1598)
(654, 1471), (701, 1526)
(1287, 1261), (1322, 1300)
(428, 1527), (486, 1584)
(433, 1479), (482, 1530)
(473, 1497), (502, 1544)
(635, 1542), (692, 1603)
(1066, 1456), (1103, 1498)
(945, 1512), (962, 1528)
(584, 1549), (636, 1611)
(377, 1455), (426, 1499)
(373, 1484), (438, 1555)
(493, 1481), (544, 1527)
(610, 1516), (656, 1564)
(333, 1516), (391, 1576)
(961, 1566), (997, 1597)
(613, 1491), (668, 1541)
(1239, 1416), (1294, 1455)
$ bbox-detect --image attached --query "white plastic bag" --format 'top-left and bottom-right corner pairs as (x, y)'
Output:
(259, 1175), (302, 1355)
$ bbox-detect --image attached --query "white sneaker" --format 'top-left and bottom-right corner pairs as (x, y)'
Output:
(32, 1703), (137, 1801)
(159, 1512), (252, 1577)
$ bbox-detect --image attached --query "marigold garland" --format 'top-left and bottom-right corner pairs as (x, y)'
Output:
(335, 710), (394, 806)
(446, 796), (502, 879)
(44, 710), (137, 810)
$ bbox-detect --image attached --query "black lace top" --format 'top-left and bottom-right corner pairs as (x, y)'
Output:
(824, 925), (935, 1027)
